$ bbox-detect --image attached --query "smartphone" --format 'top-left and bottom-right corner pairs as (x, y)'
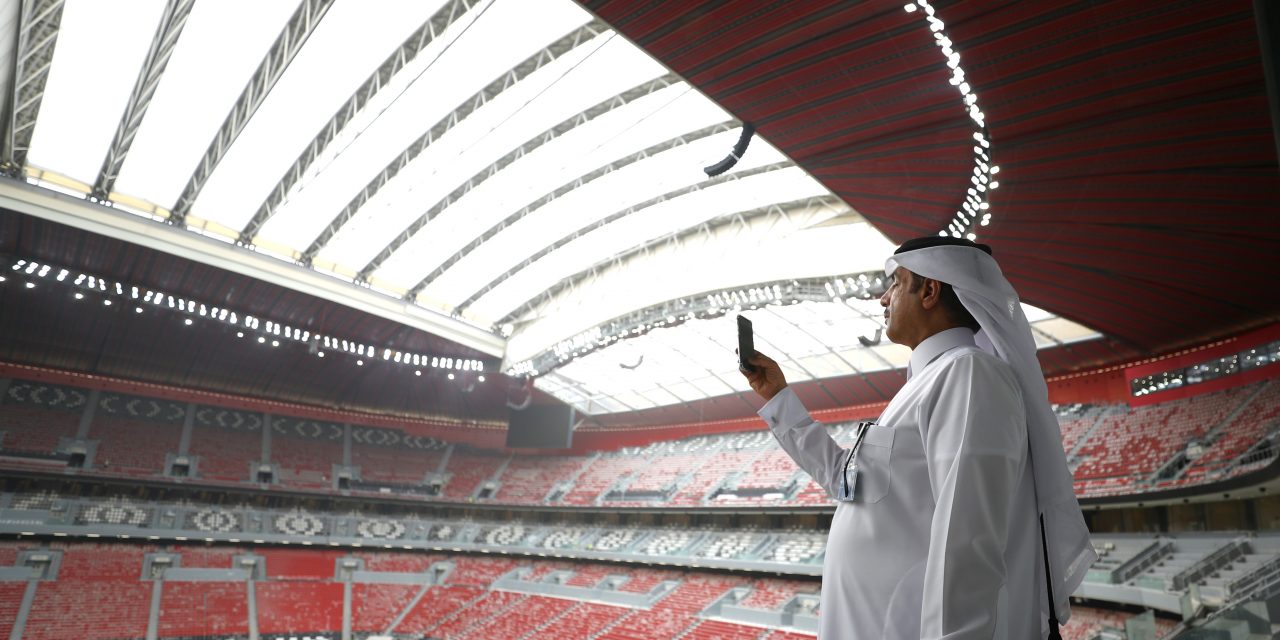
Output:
(737, 315), (757, 373)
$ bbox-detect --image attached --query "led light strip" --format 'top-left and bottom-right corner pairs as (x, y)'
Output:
(905, 1), (999, 239)
(6, 258), (487, 378)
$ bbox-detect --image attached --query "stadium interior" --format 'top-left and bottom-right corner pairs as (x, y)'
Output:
(0, 0), (1278, 639)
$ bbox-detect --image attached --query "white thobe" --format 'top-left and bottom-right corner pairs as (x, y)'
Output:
(759, 328), (1044, 639)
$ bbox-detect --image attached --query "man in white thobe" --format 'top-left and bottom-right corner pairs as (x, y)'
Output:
(743, 237), (1096, 639)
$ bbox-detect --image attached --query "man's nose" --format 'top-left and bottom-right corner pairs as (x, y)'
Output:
(879, 291), (890, 307)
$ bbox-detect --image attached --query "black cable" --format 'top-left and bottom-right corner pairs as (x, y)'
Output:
(703, 122), (755, 176)
(1041, 513), (1063, 640)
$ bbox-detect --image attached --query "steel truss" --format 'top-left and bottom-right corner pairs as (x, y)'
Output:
(356, 73), (680, 282)
(1, 0), (64, 176)
(168, 0), (336, 225)
(301, 19), (609, 263)
(91, 0), (195, 200)
(454, 160), (796, 316)
(398, 115), (727, 297)
(511, 265), (887, 378)
(238, 0), (486, 243)
(498, 194), (845, 326)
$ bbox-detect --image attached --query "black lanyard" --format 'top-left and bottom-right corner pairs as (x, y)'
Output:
(840, 421), (874, 496)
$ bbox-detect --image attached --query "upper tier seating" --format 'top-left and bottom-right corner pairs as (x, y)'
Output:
(1056, 404), (1105, 452)
(352, 442), (445, 486)
(441, 451), (508, 499)
(1073, 384), (1259, 494)
(561, 452), (650, 505)
(494, 455), (585, 503)
(90, 416), (180, 476)
(185, 405), (264, 483)
(3, 373), (1279, 507)
(1185, 380), (1280, 480)
(0, 406), (79, 455)
(271, 418), (345, 489)
(736, 448), (801, 494)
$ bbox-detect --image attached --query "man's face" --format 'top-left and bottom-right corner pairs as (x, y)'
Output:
(879, 267), (922, 346)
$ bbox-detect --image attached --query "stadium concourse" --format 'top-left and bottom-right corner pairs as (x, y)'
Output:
(0, 0), (1278, 639)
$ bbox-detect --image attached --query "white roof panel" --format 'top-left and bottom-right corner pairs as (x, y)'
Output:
(258, 0), (589, 252)
(26, 0), (168, 186)
(464, 165), (821, 318)
(311, 29), (620, 272)
(190, 0), (451, 233)
(111, 0), (301, 211)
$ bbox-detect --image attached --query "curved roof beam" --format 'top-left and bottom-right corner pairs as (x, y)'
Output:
(90, 0), (195, 200)
(1, 0), (64, 176)
(496, 194), (840, 327)
(355, 72), (681, 283)
(402, 119), (737, 298)
(509, 256), (875, 375)
(167, 0), (336, 226)
(237, 0), (486, 243)
(454, 160), (796, 317)
(300, 19), (609, 264)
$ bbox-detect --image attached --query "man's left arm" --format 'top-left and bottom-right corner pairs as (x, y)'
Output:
(919, 353), (1027, 639)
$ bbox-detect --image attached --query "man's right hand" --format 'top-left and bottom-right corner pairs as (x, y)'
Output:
(741, 352), (788, 402)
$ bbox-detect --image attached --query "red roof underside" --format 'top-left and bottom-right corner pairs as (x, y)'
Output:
(582, 0), (1280, 356)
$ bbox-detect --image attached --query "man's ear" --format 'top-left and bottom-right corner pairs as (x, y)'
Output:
(919, 278), (942, 310)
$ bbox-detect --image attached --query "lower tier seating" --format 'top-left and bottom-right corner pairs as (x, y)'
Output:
(0, 541), (1197, 640)
(158, 582), (249, 638)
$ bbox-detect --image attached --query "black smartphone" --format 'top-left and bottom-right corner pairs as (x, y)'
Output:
(737, 315), (757, 373)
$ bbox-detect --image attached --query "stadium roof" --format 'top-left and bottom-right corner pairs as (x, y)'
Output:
(0, 0), (1275, 423)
